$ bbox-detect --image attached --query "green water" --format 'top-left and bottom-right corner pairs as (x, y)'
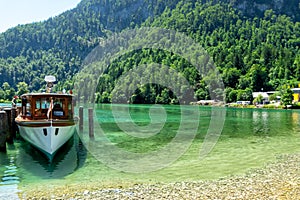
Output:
(0, 104), (300, 196)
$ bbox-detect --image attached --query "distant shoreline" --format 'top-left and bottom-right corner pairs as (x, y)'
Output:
(227, 103), (300, 110)
(2, 100), (299, 110)
(191, 100), (300, 110)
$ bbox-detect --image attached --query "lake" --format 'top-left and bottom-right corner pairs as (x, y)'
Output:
(0, 104), (299, 198)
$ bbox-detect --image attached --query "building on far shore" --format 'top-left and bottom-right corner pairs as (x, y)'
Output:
(252, 91), (282, 104)
(291, 88), (300, 102)
(252, 88), (300, 104)
(252, 92), (271, 104)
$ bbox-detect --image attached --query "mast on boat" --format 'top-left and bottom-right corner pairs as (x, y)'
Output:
(45, 75), (56, 93)
(45, 76), (56, 124)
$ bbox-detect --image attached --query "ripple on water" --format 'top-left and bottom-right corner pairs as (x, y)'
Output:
(0, 157), (21, 200)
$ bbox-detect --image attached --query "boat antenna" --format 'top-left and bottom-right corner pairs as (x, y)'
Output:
(45, 75), (56, 93)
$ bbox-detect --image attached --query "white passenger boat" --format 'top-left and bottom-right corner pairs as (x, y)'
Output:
(15, 76), (77, 160)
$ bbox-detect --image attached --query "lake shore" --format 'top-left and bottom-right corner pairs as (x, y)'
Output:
(190, 99), (300, 109)
(20, 153), (299, 200)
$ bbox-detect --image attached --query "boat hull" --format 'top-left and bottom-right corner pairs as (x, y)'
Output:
(17, 121), (76, 158)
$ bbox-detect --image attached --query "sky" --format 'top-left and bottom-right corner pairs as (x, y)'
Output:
(0, 0), (82, 33)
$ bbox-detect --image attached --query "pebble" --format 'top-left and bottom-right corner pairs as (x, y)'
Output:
(20, 154), (300, 200)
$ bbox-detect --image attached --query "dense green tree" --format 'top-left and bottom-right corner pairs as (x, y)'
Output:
(0, 0), (299, 104)
(236, 88), (253, 102)
(249, 64), (269, 92)
(0, 89), (5, 101)
(224, 87), (237, 103)
(253, 94), (264, 105)
(1, 82), (16, 100)
(228, 89), (238, 103)
(2, 82), (10, 91)
(281, 88), (294, 108)
(222, 68), (241, 88)
(268, 92), (279, 102)
(16, 82), (29, 96)
(6, 88), (16, 101)
(195, 88), (209, 101)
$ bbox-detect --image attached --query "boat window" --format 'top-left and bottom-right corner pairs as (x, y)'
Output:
(30, 96), (71, 118)
(32, 98), (48, 117)
(35, 99), (41, 117)
(53, 98), (65, 117)
(26, 101), (31, 116)
(41, 98), (50, 109)
(34, 98), (45, 117)
(35, 100), (41, 109)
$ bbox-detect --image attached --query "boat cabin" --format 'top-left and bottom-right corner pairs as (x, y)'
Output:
(20, 93), (74, 120)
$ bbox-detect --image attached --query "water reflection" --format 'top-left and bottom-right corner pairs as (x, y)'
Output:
(0, 153), (21, 199)
(223, 108), (300, 138)
(16, 134), (87, 179)
(0, 133), (87, 199)
(252, 110), (270, 136)
(291, 112), (300, 134)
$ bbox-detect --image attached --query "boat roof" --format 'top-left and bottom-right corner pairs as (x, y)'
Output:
(21, 93), (73, 98)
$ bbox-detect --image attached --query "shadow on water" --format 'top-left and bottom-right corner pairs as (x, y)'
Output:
(16, 133), (87, 179)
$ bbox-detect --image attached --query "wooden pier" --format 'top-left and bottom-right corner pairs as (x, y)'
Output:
(78, 106), (95, 139)
(0, 107), (18, 153)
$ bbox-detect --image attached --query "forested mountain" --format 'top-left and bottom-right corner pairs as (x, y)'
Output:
(0, 0), (299, 104)
(228, 0), (300, 22)
(0, 0), (182, 96)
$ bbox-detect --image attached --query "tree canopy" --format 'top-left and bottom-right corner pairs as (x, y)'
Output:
(0, 0), (299, 104)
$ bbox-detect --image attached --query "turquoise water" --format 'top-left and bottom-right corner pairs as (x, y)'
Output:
(0, 104), (300, 197)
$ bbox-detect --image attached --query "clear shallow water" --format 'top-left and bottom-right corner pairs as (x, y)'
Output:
(0, 104), (300, 197)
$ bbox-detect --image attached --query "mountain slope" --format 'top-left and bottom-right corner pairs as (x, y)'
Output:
(0, 0), (181, 93)
(92, 1), (300, 103)
(0, 0), (299, 103)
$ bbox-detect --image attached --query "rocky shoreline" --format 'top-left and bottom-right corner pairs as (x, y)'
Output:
(20, 153), (299, 200)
